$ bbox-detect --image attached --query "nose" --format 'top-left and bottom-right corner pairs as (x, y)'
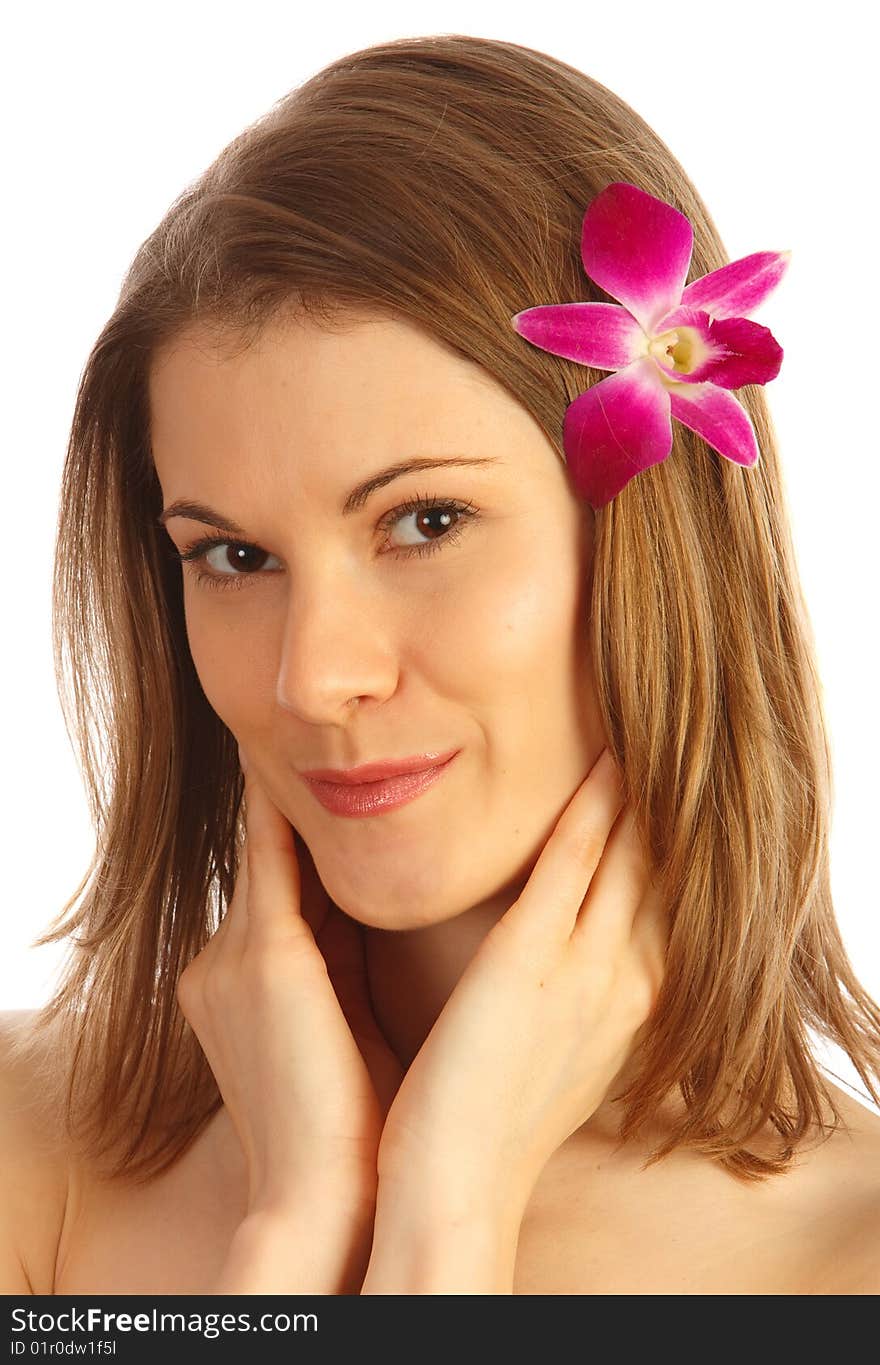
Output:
(274, 565), (399, 724)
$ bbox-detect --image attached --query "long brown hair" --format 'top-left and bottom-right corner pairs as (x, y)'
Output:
(16, 33), (880, 1185)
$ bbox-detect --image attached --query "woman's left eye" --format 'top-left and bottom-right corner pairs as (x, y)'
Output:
(169, 494), (480, 592)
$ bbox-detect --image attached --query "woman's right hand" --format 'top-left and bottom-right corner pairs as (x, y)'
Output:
(176, 746), (403, 1219)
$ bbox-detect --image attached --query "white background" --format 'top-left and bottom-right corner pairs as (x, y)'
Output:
(3, 2), (877, 1112)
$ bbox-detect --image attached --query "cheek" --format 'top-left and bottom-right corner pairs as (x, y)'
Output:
(181, 589), (275, 726)
(409, 538), (585, 687)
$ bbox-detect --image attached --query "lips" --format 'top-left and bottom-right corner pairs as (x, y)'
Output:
(301, 750), (460, 818)
(300, 749), (460, 785)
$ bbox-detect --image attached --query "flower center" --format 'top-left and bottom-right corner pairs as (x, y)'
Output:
(650, 326), (699, 374)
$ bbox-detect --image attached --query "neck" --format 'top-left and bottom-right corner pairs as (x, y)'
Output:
(362, 882), (521, 1069)
(360, 883), (646, 1151)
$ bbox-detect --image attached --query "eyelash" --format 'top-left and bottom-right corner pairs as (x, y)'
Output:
(168, 493), (480, 593)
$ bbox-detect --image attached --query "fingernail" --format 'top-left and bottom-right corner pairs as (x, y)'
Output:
(238, 743), (249, 774)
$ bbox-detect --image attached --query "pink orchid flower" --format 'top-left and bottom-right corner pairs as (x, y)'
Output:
(511, 181), (790, 509)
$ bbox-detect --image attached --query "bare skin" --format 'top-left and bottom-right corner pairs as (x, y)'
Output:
(5, 310), (879, 1294)
(3, 1008), (880, 1294)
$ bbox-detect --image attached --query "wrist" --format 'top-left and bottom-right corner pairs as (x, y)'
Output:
(248, 1171), (378, 1225)
(376, 1145), (536, 1233)
(218, 1200), (375, 1295)
(359, 1171), (525, 1294)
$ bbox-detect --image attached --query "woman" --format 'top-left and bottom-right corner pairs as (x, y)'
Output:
(3, 33), (880, 1295)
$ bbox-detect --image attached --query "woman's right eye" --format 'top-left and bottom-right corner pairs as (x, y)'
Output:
(172, 538), (280, 592)
(170, 492), (481, 592)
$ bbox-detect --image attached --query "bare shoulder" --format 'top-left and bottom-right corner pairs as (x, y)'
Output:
(0, 1010), (70, 1294)
(806, 1085), (880, 1293)
(518, 1079), (880, 1295)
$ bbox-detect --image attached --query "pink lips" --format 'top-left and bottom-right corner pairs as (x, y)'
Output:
(301, 750), (460, 818)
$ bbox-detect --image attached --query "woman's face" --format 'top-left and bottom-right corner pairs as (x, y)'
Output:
(150, 310), (603, 927)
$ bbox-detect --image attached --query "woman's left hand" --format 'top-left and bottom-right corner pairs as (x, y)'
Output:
(374, 746), (670, 1222)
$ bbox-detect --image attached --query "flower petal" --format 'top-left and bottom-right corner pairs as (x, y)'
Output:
(511, 302), (647, 370)
(667, 382), (759, 467)
(563, 358), (673, 508)
(581, 182), (694, 335)
(652, 307), (784, 388)
(702, 317), (783, 389)
(678, 250), (791, 319)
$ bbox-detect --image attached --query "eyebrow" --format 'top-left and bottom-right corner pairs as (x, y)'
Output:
(156, 456), (500, 534)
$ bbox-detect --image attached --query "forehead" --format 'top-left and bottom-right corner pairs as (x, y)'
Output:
(149, 309), (498, 414)
(148, 309), (547, 496)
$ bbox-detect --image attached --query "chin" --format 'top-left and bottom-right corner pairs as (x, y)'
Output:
(318, 844), (528, 933)
(327, 880), (466, 932)
(314, 853), (478, 931)
(338, 898), (457, 931)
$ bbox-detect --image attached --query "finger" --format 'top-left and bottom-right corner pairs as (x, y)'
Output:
(569, 801), (654, 953)
(628, 877), (670, 1002)
(292, 829), (333, 940)
(239, 762), (311, 945)
(211, 838), (250, 957)
(502, 746), (626, 945)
